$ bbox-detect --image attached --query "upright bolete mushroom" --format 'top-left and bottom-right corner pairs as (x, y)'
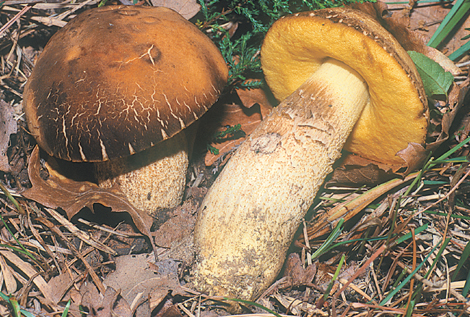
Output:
(193, 8), (428, 301)
(23, 6), (228, 214)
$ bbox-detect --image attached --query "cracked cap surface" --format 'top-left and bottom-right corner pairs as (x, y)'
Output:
(24, 5), (228, 162)
(261, 8), (429, 165)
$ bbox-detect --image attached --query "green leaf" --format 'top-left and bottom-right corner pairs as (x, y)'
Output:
(408, 51), (454, 98)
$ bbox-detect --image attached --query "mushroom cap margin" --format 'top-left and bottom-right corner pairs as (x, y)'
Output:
(23, 5), (228, 162)
(261, 8), (428, 165)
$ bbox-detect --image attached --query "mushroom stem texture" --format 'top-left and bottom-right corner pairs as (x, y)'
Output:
(95, 131), (188, 215)
(193, 59), (369, 300)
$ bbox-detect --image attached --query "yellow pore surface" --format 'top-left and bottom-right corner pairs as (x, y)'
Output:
(261, 10), (428, 165)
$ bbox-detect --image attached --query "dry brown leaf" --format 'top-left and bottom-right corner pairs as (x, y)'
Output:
(205, 91), (274, 166)
(430, 83), (470, 149)
(150, 0), (200, 19)
(0, 100), (17, 172)
(80, 283), (132, 317)
(314, 261), (365, 295)
(153, 198), (197, 248)
(236, 86), (274, 118)
(314, 262), (336, 291)
(282, 253), (316, 287)
(0, 254), (17, 294)
(0, 249), (53, 300)
(327, 154), (399, 187)
(21, 146), (155, 249)
(46, 271), (77, 305)
(104, 254), (189, 315)
(329, 142), (429, 187)
(155, 304), (184, 317)
(396, 142), (428, 174)
(384, 0), (470, 57)
(350, 1), (432, 55)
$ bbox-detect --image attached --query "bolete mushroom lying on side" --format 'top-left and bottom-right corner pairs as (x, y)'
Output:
(23, 5), (228, 215)
(193, 8), (428, 301)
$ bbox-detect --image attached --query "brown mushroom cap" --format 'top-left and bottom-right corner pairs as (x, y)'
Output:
(24, 5), (228, 162)
(261, 8), (428, 165)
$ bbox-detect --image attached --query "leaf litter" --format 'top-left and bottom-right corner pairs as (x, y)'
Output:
(0, 0), (469, 316)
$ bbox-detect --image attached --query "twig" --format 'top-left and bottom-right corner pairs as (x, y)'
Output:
(44, 208), (117, 255)
(36, 217), (106, 294)
(0, 5), (32, 37)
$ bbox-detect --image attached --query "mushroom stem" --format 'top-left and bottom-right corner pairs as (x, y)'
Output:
(95, 131), (189, 215)
(193, 59), (369, 300)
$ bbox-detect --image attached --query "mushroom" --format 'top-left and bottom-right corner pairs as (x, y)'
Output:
(193, 8), (428, 301)
(23, 5), (228, 214)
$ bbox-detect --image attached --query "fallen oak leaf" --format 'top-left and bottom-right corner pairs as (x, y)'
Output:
(205, 88), (274, 167)
(236, 85), (275, 118)
(327, 143), (427, 188)
(80, 283), (132, 317)
(104, 254), (191, 315)
(205, 103), (264, 166)
(428, 82), (470, 150)
(396, 142), (429, 175)
(327, 153), (399, 187)
(21, 146), (155, 252)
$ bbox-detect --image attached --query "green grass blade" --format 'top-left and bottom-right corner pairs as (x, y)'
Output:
(448, 39), (470, 61)
(428, 0), (470, 48)
(10, 297), (20, 317)
(379, 241), (440, 305)
(223, 297), (282, 317)
(0, 291), (9, 301)
(395, 224), (429, 245)
(311, 218), (344, 260)
(20, 310), (35, 317)
(325, 224), (429, 253)
(423, 238), (451, 279)
(323, 254), (345, 300)
(424, 210), (470, 220)
(452, 239), (470, 281)
(434, 136), (470, 164)
(0, 214), (36, 261)
(405, 300), (416, 317)
(62, 300), (71, 317)
(0, 182), (25, 214)
(463, 268), (470, 296)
